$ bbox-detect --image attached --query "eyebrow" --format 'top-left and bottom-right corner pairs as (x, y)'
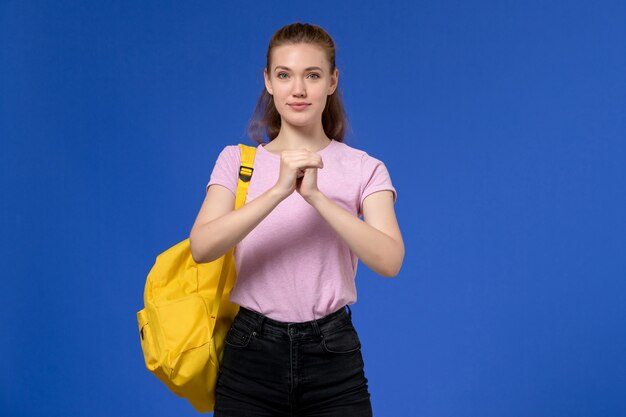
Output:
(274, 65), (324, 72)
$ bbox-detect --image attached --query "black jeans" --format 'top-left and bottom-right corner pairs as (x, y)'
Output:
(214, 305), (373, 417)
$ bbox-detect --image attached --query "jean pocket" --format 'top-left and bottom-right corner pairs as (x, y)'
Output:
(224, 321), (255, 348)
(320, 323), (362, 354)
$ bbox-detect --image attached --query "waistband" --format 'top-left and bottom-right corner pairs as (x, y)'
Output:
(235, 304), (353, 339)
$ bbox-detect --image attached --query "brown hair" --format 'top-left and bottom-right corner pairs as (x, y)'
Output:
(246, 22), (350, 144)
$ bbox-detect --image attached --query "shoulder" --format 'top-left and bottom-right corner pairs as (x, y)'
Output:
(333, 140), (366, 156)
(333, 140), (388, 170)
(222, 144), (242, 157)
(215, 144), (243, 165)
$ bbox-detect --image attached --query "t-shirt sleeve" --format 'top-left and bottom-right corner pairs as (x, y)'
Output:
(359, 153), (397, 212)
(206, 145), (241, 195)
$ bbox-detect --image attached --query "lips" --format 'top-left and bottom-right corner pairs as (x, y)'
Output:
(288, 103), (310, 110)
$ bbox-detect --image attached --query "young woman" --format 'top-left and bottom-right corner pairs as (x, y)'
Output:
(190, 22), (404, 417)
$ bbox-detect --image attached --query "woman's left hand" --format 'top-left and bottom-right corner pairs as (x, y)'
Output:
(296, 150), (323, 201)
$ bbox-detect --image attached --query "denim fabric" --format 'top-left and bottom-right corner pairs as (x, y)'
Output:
(214, 305), (373, 417)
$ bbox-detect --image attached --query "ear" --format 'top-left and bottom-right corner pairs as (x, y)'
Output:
(264, 68), (273, 96)
(329, 68), (339, 95)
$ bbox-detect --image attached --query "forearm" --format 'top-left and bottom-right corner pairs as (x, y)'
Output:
(190, 187), (285, 263)
(306, 192), (403, 277)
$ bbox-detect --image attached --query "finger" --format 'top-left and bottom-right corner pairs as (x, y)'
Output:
(286, 157), (323, 171)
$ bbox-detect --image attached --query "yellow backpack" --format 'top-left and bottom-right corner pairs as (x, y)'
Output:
(137, 144), (256, 413)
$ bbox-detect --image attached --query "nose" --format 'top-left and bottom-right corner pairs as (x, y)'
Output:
(292, 76), (306, 97)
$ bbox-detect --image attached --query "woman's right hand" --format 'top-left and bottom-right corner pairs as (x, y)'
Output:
(271, 148), (324, 200)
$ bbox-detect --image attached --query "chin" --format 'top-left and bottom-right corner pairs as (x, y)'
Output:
(283, 119), (317, 128)
(281, 112), (321, 126)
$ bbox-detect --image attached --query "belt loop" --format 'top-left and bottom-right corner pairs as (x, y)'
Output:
(255, 311), (265, 335)
(311, 317), (322, 339)
(346, 304), (352, 319)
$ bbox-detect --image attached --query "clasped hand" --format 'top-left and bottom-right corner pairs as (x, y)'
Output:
(273, 148), (324, 202)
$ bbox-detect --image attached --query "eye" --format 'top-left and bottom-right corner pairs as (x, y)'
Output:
(308, 73), (321, 79)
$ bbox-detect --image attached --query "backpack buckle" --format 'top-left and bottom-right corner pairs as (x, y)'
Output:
(239, 165), (253, 182)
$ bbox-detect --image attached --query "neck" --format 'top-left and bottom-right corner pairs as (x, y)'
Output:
(270, 123), (331, 151)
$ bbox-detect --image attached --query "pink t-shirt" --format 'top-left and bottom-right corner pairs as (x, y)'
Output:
(206, 138), (397, 322)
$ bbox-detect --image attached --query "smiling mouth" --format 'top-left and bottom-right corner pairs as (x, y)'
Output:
(288, 104), (311, 112)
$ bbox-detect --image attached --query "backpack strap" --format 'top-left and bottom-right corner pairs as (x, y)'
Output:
(207, 144), (257, 336)
(235, 144), (257, 209)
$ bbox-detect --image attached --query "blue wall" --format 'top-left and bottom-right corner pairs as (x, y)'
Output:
(1, 1), (625, 416)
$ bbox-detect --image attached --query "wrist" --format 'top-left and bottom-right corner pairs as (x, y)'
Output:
(303, 190), (326, 206)
(269, 185), (290, 201)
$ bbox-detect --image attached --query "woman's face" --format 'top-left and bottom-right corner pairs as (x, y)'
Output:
(264, 43), (338, 130)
